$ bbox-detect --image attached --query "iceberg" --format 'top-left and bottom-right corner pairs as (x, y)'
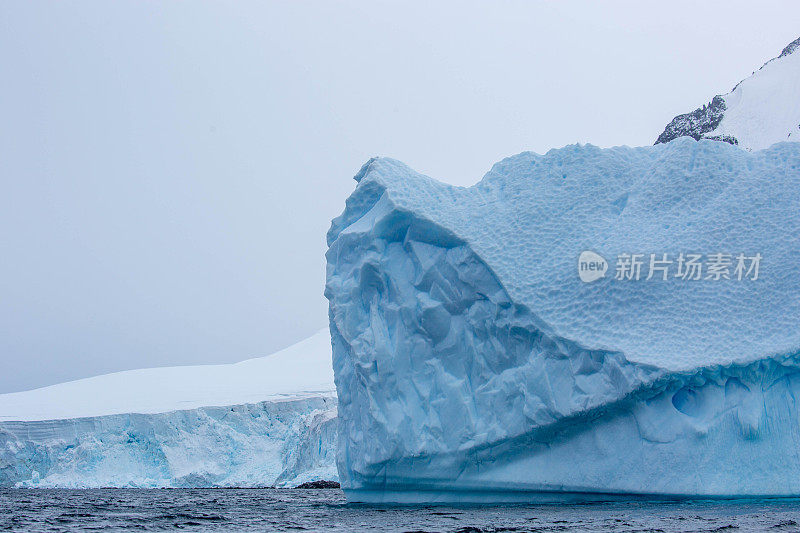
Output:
(0, 330), (338, 488)
(325, 138), (800, 503)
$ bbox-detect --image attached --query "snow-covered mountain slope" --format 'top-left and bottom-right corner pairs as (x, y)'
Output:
(0, 329), (334, 421)
(326, 140), (800, 503)
(656, 36), (800, 151)
(0, 330), (338, 488)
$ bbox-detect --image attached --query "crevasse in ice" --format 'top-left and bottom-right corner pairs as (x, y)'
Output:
(325, 138), (800, 503)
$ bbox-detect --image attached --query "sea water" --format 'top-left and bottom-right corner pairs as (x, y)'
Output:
(2, 488), (800, 532)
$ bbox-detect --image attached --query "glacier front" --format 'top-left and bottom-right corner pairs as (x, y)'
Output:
(0, 330), (337, 488)
(325, 138), (800, 503)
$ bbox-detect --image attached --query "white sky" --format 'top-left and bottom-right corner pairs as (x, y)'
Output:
(1, 1), (798, 392)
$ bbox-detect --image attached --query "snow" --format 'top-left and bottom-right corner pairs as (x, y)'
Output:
(0, 330), (338, 488)
(0, 329), (334, 421)
(325, 140), (800, 502)
(657, 36), (800, 151)
(709, 45), (800, 150)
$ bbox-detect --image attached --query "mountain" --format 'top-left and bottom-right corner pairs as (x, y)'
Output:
(656, 36), (800, 150)
(0, 330), (338, 488)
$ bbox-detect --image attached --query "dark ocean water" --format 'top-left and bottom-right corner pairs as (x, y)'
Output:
(2, 488), (800, 532)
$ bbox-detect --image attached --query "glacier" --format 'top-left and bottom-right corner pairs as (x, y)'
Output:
(325, 138), (800, 503)
(0, 330), (338, 488)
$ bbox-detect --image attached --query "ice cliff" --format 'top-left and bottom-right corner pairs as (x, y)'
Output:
(325, 138), (800, 503)
(0, 330), (338, 488)
(657, 36), (800, 150)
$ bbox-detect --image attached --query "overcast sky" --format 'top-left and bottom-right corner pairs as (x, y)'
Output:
(1, 1), (798, 393)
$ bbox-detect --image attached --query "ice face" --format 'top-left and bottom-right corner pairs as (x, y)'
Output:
(0, 329), (338, 488)
(0, 398), (337, 488)
(325, 138), (800, 503)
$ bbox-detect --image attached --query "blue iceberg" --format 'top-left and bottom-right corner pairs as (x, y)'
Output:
(325, 138), (800, 503)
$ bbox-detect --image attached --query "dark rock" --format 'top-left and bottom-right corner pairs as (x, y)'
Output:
(779, 36), (800, 58)
(294, 480), (340, 489)
(655, 95), (729, 145)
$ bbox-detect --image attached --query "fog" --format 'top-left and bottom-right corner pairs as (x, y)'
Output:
(1, 1), (797, 392)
